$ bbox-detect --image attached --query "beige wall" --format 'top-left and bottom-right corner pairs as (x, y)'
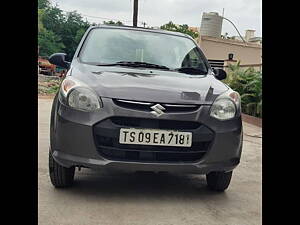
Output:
(198, 36), (262, 65)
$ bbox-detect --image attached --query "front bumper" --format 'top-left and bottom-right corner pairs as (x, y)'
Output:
(50, 97), (243, 174)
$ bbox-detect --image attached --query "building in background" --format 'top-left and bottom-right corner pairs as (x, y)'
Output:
(248, 36), (262, 45)
(197, 12), (262, 71)
(245, 29), (255, 41)
(200, 12), (223, 38)
(198, 36), (262, 71)
(231, 30), (262, 44)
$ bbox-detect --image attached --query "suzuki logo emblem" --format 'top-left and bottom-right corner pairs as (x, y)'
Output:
(150, 104), (166, 117)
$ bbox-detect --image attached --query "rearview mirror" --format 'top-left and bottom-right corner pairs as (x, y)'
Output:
(49, 53), (70, 69)
(213, 68), (227, 80)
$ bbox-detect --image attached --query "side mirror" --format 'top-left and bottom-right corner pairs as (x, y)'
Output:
(213, 68), (227, 80)
(49, 53), (70, 69)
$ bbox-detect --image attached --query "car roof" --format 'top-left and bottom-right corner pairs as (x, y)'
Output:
(90, 24), (190, 38)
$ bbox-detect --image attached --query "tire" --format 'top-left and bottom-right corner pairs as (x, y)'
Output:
(49, 150), (75, 188)
(206, 171), (232, 192)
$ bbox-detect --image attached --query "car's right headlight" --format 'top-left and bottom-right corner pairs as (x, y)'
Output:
(210, 89), (240, 121)
(58, 76), (102, 112)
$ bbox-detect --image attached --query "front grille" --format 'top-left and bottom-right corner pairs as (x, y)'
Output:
(113, 99), (200, 113)
(111, 117), (200, 130)
(99, 146), (207, 162)
(93, 117), (214, 163)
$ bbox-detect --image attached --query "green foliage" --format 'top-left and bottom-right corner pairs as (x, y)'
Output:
(42, 6), (65, 34)
(103, 20), (124, 25)
(48, 84), (60, 94)
(38, 1), (89, 58)
(59, 11), (90, 57)
(160, 21), (199, 39)
(74, 28), (86, 44)
(38, 3), (66, 57)
(38, 9), (45, 32)
(38, 29), (65, 56)
(38, 0), (50, 9)
(224, 62), (262, 118)
(160, 21), (178, 31)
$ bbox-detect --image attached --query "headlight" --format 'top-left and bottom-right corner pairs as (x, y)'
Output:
(210, 89), (240, 120)
(68, 87), (101, 111)
(59, 76), (102, 112)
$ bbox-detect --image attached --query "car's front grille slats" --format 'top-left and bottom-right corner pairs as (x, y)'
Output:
(115, 99), (153, 105)
(110, 117), (201, 130)
(100, 147), (207, 162)
(96, 145), (207, 154)
(113, 99), (200, 113)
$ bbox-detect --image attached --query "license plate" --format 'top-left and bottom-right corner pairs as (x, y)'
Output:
(119, 128), (192, 147)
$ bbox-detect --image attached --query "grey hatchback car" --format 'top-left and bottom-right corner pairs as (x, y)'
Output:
(48, 25), (243, 191)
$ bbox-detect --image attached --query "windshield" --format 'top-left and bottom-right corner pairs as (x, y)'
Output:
(79, 28), (208, 73)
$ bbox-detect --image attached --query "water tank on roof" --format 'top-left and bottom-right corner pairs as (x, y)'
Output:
(200, 12), (223, 38)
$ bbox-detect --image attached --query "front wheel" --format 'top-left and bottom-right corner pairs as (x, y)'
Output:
(206, 171), (232, 191)
(49, 150), (75, 188)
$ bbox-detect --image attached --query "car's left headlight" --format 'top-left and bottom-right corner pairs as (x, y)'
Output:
(210, 89), (241, 121)
(58, 76), (102, 112)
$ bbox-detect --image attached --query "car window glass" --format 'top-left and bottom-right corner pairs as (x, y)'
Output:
(80, 28), (207, 72)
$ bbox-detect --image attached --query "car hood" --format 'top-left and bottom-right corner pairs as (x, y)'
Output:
(70, 62), (229, 105)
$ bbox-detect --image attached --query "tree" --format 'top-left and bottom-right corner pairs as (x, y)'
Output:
(103, 20), (123, 25)
(59, 11), (90, 57)
(160, 21), (177, 32)
(40, 6), (90, 58)
(38, 9), (45, 32)
(38, 2), (65, 56)
(42, 5), (65, 36)
(38, 29), (65, 57)
(75, 28), (86, 44)
(160, 21), (199, 39)
(38, 0), (50, 9)
(177, 24), (199, 39)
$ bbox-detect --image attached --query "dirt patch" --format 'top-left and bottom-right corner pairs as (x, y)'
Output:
(38, 74), (62, 95)
(242, 113), (262, 127)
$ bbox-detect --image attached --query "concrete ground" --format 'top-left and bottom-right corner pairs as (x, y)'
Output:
(38, 98), (262, 225)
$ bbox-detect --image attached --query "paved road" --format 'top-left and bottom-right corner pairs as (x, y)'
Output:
(38, 98), (262, 225)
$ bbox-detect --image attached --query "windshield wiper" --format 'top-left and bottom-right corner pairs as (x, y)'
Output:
(96, 61), (170, 70)
(174, 67), (207, 75)
(117, 61), (170, 70)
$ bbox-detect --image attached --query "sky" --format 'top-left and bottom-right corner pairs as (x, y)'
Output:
(52, 0), (262, 37)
